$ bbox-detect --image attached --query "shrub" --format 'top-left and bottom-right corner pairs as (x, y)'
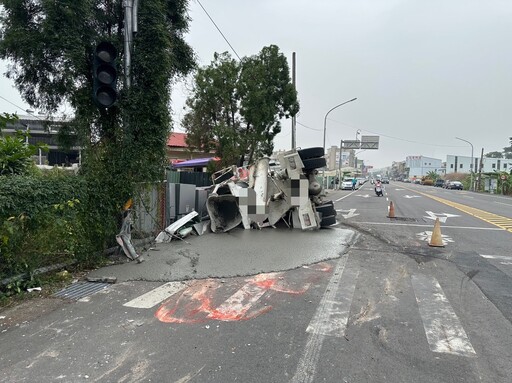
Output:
(0, 171), (104, 281)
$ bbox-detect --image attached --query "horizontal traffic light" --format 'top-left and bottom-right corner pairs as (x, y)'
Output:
(93, 42), (118, 108)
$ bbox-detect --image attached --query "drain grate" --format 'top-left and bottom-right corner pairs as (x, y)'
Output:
(53, 281), (110, 300)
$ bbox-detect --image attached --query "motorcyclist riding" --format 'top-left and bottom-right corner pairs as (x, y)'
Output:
(375, 179), (383, 196)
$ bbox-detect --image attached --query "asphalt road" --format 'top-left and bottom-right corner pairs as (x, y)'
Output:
(1, 181), (512, 383)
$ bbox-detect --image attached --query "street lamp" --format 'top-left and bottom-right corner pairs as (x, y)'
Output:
(455, 137), (474, 191)
(322, 98), (357, 156)
(322, 98), (357, 187)
(356, 129), (361, 142)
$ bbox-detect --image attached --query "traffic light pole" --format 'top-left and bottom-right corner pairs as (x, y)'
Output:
(123, 0), (139, 88)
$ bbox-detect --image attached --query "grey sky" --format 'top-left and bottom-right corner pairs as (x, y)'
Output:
(172, 0), (512, 168)
(1, 0), (511, 169)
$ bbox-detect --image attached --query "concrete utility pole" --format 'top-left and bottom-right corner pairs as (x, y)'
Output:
(291, 52), (296, 149)
(456, 137), (474, 191)
(478, 147), (484, 191)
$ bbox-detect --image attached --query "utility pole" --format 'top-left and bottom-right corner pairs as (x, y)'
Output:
(123, 0), (139, 88)
(478, 147), (484, 191)
(291, 52), (296, 149)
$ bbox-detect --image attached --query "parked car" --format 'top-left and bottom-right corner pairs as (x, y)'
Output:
(434, 179), (445, 187)
(341, 178), (355, 190)
(446, 181), (463, 190)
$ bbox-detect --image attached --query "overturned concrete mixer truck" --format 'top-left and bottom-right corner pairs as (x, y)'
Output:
(206, 147), (337, 232)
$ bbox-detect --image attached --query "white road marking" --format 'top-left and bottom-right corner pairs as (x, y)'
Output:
(411, 274), (476, 357)
(291, 254), (357, 383)
(336, 208), (359, 219)
(355, 221), (504, 230)
(416, 231), (454, 244)
(495, 201), (512, 207)
(123, 281), (188, 308)
(305, 266), (358, 337)
(480, 254), (512, 264)
(424, 211), (461, 223)
(404, 195), (421, 199)
(334, 189), (359, 202)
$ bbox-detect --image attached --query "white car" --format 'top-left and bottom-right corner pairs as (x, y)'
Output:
(341, 179), (355, 190)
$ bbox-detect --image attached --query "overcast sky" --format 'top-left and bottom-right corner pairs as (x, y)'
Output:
(1, 0), (511, 169)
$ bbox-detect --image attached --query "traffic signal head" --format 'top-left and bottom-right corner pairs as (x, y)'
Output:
(93, 42), (118, 108)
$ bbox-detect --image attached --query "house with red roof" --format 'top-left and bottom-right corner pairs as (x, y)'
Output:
(166, 132), (216, 165)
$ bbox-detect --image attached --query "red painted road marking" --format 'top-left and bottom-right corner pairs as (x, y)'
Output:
(208, 273), (283, 321)
(155, 264), (333, 324)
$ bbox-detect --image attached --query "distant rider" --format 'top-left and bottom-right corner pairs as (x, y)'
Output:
(352, 177), (358, 190)
(375, 179), (382, 191)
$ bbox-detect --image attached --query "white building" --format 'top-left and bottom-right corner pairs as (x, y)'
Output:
(446, 155), (512, 174)
(406, 155), (443, 179)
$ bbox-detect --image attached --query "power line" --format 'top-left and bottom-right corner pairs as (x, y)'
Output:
(0, 94), (27, 114)
(196, 0), (242, 61)
(296, 120), (321, 131)
(0, 95), (54, 123)
(327, 117), (466, 148)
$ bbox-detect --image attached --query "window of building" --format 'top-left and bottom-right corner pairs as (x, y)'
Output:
(450, 164), (454, 169)
(460, 164), (463, 169)
(492, 163), (496, 169)
(505, 163), (508, 169)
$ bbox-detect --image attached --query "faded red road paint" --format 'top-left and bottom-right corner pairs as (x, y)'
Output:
(155, 265), (333, 324)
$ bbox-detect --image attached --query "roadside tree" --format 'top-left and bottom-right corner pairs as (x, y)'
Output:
(183, 46), (299, 168)
(0, 1), (194, 256)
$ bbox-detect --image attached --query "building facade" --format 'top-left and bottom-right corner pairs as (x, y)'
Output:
(406, 155), (443, 179)
(446, 155), (512, 174)
(3, 114), (78, 166)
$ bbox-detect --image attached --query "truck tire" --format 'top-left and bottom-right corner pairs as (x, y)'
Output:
(302, 157), (326, 170)
(316, 201), (336, 217)
(298, 147), (324, 160)
(320, 215), (337, 227)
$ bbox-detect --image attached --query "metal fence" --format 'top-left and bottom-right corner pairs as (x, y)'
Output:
(132, 171), (213, 236)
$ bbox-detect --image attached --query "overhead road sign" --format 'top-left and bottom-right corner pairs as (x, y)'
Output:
(360, 135), (379, 149)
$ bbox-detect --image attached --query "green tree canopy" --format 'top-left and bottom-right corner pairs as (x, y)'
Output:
(503, 137), (512, 159)
(425, 171), (439, 180)
(485, 151), (503, 158)
(0, 113), (39, 176)
(182, 45), (299, 167)
(0, 0), (195, 251)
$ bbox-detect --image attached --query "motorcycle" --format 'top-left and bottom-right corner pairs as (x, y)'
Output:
(375, 183), (383, 197)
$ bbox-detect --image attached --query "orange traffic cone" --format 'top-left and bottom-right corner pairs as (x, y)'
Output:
(388, 201), (395, 218)
(428, 218), (445, 247)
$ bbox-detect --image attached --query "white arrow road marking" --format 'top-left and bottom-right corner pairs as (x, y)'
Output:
(395, 188), (405, 191)
(424, 211), (461, 223)
(480, 254), (512, 265)
(411, 274), (476, 357)
(404, 195), (421, 199)
(336, 208), (359, 219)
(416, 231), (454, 245)
(291, 254), (358, 383)
(357, 194), (371, 198)
(123, 281), (189, 308)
